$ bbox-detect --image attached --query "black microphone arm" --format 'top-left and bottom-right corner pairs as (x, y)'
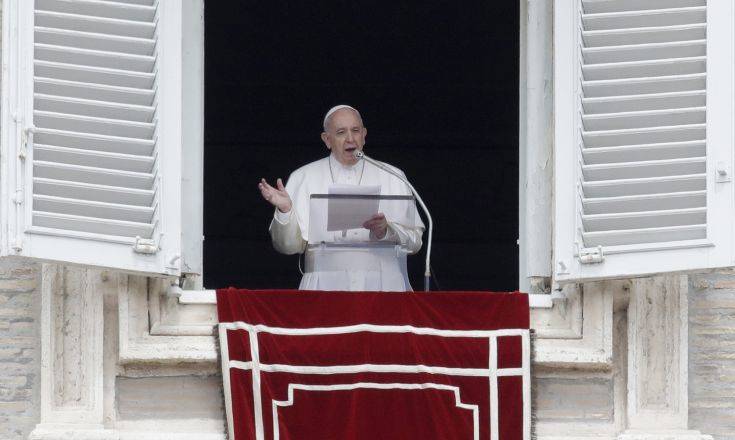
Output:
(354, 150), (434, 291)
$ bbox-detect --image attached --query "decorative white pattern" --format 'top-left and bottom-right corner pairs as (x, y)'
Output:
(489, 336), (499, 440)
(247, 329), (265, 440)
(219, 322), (530, 440)
(271, 383), (480, 440)
(220, 321), (529, 338)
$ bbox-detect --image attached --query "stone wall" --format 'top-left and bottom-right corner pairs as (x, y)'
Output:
(0, 260), (41, 439)
(689, 272), (735, 440)
(116, 375), (224, 434)
(0, 259), (735, 440)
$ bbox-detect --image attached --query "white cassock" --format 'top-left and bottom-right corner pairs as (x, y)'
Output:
(270, 154), (425, 291)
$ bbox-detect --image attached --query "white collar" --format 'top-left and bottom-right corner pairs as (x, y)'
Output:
(328, 153), (365, 184)
(329, 153), (361, 171)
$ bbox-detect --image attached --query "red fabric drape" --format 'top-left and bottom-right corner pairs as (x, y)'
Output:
(217, 289), (530, 440)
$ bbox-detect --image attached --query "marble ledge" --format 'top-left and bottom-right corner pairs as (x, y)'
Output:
(178, 289), (553, 308)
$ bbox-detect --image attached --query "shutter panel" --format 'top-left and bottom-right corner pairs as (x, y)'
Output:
(554, 0), (735, 282)
(1, 0), (183, 276)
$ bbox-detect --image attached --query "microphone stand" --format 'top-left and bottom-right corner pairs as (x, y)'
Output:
(354, 151), (434, 291)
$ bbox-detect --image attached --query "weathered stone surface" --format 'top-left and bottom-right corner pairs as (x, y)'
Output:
(689, 272), (735, 440)
(693, 279), (711, 291)
(533, 375), (614, 422)
(0, 259), (41, 440)
(117, 376), (224, 420)
(712, 279), (735, 290)
(3, 251), (733, 440)
(0, 278), (38, 292)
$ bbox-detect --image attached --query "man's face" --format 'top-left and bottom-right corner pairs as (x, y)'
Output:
(321, 108), (367, 166)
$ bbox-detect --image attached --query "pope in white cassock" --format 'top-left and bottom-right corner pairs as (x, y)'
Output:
(258, 105), (425, 291)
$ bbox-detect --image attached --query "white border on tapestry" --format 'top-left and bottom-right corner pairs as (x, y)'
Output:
(271, 383), (480, 440)
(218, 323), (531, 440)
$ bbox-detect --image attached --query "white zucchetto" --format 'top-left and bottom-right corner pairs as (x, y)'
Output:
(322, 104), (361, 131)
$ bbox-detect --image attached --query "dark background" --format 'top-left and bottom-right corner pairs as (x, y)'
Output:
(203, 1), (519, 291)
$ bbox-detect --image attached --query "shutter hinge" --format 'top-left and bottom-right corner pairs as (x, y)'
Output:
(166, 253), (181, 272)
(12, 190), (23, 205)
(19, 126), (35, 160)
(578, 245), (604, 264)
(133, 236), (159, 254)
(716, 161), (731, 183)
(164, 254), (181, 275)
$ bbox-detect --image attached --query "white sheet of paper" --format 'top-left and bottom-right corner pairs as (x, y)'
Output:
(327, 184), (381, 231)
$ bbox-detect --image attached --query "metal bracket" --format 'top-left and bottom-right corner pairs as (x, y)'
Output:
(12, 190), (22, 205)
(133, 236), (159, 254)
(166, 253), (181, 271)
(578, 245), (604, 264)
(19, 126), (35, 160)
(716, 161), (731, 183)
(556, 260), (570, 276)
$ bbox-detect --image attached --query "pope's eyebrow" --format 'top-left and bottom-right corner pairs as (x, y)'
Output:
(334, 124), (361, 132)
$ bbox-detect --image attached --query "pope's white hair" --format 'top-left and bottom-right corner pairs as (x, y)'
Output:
(322, 104), (363, 131)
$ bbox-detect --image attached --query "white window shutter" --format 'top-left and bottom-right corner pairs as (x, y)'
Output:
(1, 0), (183, 276)
(179, 0), (204, 277)
(554, 0), (735, 283)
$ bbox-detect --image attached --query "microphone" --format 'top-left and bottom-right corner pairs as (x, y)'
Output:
(354, 150), (434, 292)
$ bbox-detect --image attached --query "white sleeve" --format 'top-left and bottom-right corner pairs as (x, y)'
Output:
(269, 208), (307, 255)
(374, 165), (425, 254)
(386, 221), (424, 255)
(368, 221), (423, 255)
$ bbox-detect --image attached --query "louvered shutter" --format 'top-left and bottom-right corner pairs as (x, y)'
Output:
(1, 0), (183, 276)
(554, 0), (735, 282)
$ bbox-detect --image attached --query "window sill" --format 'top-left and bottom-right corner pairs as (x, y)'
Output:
(178, 290), (553, 309)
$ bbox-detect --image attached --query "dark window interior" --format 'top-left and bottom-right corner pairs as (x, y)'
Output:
(204, 1), (519, 290)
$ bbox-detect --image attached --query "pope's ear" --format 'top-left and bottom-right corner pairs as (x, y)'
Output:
(320, 132), (330, 149)
(363, 127), (367, 139)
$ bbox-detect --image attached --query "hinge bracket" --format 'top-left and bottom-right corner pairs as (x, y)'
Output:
(19, 125), (35, 160)
(133, 236), (159, 254)
(716, 161), (732, 183)
(578, 245), (604, 264)
(165, 253), (181, 272)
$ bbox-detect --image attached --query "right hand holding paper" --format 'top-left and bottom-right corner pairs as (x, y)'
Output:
(326, 184), (381, 231)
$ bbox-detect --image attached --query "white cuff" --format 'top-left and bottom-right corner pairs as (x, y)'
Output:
(371, 222), (399, 242)
(274, 208), (292, 225)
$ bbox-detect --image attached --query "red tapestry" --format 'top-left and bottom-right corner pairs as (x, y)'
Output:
(217, 289), (530, 440)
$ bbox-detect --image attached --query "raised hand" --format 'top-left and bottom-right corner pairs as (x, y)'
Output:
(363, 212), (388, 239)
(258, 178), (292, 213)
